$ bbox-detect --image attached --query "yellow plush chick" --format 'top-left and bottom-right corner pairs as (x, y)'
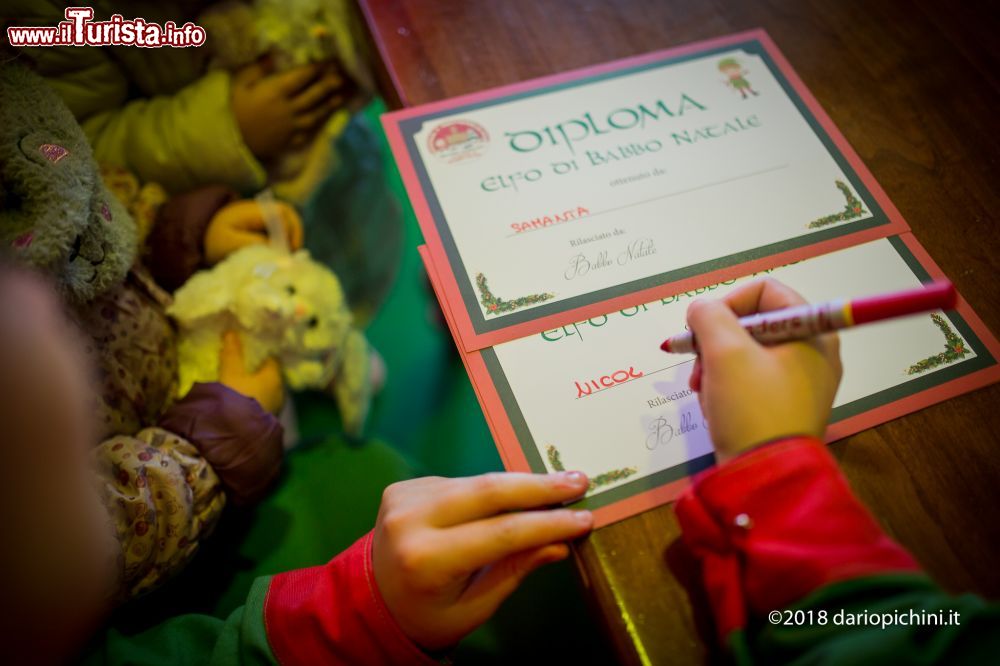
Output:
(168, 244), (373, 435)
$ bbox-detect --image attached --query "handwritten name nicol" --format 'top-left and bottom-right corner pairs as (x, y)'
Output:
(575, 366), (643, 398)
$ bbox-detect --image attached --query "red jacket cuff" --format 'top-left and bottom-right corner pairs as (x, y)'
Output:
(674, 436), (919, 640)
(264, 531), (440, 666)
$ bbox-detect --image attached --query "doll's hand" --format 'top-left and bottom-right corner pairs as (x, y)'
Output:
(373, 472), (593, 651)
(686, 278), (842, 463)
(203, 199), (303, 265)
(218, 331), (284, 414)
(232, 60), (347, 162)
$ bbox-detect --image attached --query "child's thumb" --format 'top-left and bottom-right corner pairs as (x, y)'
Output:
(686, 299), (752, 357)
(463, 543), (569, 618)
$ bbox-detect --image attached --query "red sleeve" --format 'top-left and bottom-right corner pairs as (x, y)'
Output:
(674, 436), (920, 640)
(158, 382), (283, 506)
(264, 531), (440, 666)
(144, 185), (238, 291)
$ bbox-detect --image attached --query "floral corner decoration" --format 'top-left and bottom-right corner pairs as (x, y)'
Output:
(906, 313), (970, 375)
(586, 467), (638, 491)
(546, 444), (638, 493)
(476, 273), (554, 315)
(546, 444), (565, 472)
(807, 180), (867, 229)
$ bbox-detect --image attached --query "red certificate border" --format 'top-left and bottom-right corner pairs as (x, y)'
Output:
(387, 29), (911, 352)
(420, 235), (1000, 529)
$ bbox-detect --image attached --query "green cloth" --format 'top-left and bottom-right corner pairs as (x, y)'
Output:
(84, 577), (275, 666)
(731, 573), (1000, 664)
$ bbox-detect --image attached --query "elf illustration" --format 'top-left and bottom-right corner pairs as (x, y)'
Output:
(719, 57), (759, 99)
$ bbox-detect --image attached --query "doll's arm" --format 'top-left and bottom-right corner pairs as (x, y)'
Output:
(94, 382), (283, 600)
(328, 329), (374, 438)
(675, 437), (1000, 662)
(78, 70), (266, 196)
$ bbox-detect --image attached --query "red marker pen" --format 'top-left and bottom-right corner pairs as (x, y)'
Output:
(660, 281), (958, 354)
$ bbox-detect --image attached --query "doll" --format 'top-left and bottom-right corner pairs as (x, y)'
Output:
(0, 63), (285, 600)
(169, 243), (375, 435)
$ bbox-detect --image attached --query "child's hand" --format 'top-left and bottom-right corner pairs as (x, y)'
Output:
(686, 278), (842, 462)
(218, 330), (284, 414)
(203, 199), (303, 265)
(232, 60), (347, 162)
(373, 472), (593, 650)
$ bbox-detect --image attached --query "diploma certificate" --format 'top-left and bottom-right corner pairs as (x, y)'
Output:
(386, 30), (910, 350)
(390, 31), (1000, 527)
(422, 235), (1000, 527)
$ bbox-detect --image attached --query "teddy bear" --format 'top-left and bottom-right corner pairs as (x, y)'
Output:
(169, 243), (375, 435)
(0, 63), (286, 601)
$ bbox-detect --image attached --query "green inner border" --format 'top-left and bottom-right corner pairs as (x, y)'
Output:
(399, 39), (892, 335)
(479, 237), (996, 512)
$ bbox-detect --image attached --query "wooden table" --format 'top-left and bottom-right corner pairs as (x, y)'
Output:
(356, 1), (1000, 662)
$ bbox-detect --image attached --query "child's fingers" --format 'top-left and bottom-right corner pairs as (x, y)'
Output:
(458, 543), (568, 619)
(686, 299), (754, 358)
(730, 279), (841, 370)
(689, 356), (702, 392)
(446, 509), (591, 574)
(722, 277), (807, 316)
(431, 472), (589, 526)
(818, 332), (843, 380)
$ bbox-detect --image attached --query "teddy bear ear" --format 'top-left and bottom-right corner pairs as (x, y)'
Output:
(167, 268), (234, 326)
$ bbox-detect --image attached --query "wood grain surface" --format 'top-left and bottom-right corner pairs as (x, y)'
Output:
(356, 1), (1000, 662)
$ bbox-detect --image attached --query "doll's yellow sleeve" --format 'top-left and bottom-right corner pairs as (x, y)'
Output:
(80, 71), (266, 195)
(94, 428), (226, 600)
(329, 329), (373, 438)
(9, 1), (265, 195)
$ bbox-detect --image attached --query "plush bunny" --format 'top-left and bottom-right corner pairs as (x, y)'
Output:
(169, 244), (374, 435)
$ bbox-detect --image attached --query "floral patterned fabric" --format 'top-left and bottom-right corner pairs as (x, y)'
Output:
(95, 428), (225, 599)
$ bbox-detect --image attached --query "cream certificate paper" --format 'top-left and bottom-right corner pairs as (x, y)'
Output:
(443, 236), (999, 524)
(387, 32), (909, 349)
